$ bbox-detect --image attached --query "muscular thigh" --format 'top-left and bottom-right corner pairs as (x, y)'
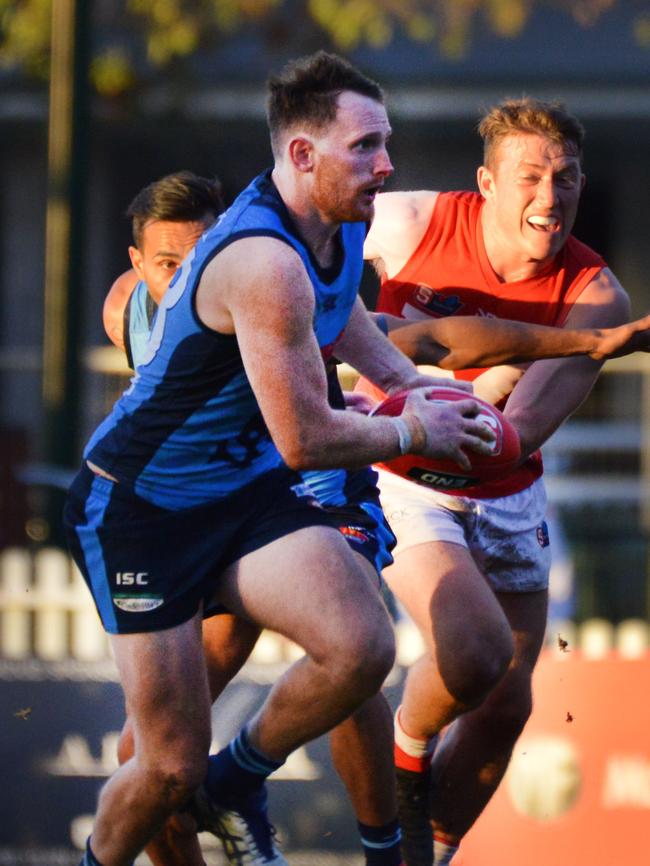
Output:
(383, 539), (506, 651)
(216, 524), (392, 658)
(110, 611), (212, 754)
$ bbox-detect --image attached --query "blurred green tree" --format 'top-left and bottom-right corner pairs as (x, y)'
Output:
(0, 0), (646, 96)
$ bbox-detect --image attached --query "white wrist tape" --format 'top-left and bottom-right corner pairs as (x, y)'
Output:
(392, 416), (413, 455)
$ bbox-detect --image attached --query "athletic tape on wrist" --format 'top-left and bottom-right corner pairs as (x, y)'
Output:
(392, 416), (413, 455)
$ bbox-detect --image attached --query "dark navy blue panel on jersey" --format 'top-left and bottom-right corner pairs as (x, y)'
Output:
(85, 170), (366, 511)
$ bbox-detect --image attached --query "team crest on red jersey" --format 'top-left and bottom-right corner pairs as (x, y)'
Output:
(410, 285), (464, 317)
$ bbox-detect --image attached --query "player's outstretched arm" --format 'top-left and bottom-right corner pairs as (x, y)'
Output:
(504, 268), (631, 459)
(103, 269), (139, 350)
(386, 312), (650, 369)
(336, 297), (472, 395)
(196, 237), (492, 471)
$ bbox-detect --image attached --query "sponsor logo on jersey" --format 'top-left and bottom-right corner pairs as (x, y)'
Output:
(210, 415), (270, 469)
(410, 285), (464, 317)
(407, 467), (479, 490)
(114, 595), (164, 613)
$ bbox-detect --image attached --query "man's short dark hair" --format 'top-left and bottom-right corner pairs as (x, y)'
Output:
(127, 171), (225, 248)
(267, 51), (384, 156)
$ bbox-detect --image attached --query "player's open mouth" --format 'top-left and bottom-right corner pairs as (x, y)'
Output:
(362, 185), (382, 202)
(527, 215), (560, 232)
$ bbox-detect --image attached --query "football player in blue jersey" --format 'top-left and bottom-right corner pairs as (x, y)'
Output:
(66, 51), (500, 866)
(104, 171), (225, 367)
(106, 170), (404, 866)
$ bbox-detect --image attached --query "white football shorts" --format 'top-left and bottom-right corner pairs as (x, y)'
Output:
(377, 470), (551, 593)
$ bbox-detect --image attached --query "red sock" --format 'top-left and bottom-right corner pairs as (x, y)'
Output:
(394, 705), (436, 773)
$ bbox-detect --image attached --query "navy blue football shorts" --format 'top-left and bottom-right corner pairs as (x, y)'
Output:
(64, 464), (332, 634)
(201, 496), (397, 619)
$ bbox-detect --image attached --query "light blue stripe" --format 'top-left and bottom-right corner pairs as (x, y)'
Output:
(360, 500), (396, 572)
(360, 831), (402, 849)
(76, 477), (117, 633)
(230, 736), (277, 775)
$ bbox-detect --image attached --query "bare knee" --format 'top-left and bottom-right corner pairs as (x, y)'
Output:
(143, 753), (207, 811)
(437, 617), (514, 709)
(129, 725), (211, 811)
(326, 616), (395, 698)
(481, 672), (534, 744)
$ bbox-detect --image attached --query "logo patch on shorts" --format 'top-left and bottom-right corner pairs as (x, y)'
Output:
(340, 525), (369, 544)
(114, 595), (164, 613)
(536, 521), (550, 548)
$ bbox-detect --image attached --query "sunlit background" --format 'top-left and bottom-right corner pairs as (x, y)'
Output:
(1, 2), (650, 864)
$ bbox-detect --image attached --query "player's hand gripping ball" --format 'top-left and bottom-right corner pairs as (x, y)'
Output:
(371, 386), (521, 491)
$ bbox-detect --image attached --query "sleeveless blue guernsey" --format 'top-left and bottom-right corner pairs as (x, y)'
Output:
(125, 291), (380, 510)
(85, 171), (366, 510)
(125, 281), (379, 510)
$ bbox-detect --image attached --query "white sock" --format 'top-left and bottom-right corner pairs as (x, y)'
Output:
(394, 705), (436, 772)
(433, 834), (459, 865)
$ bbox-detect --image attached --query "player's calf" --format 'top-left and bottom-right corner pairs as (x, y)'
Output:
(394, 706), (438, 866)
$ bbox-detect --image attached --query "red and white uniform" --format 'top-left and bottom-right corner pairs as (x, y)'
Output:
(366, 190), (606, 499)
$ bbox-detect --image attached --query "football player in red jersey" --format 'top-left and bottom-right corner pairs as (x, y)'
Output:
(362, 97), (637, 866)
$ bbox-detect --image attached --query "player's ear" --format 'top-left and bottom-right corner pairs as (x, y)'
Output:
(476, 165), (494, 201)
(288, 136), (315, 172)
(128, 245), (145, 279)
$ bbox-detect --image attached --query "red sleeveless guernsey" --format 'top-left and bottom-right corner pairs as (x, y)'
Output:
(365, 190), (606, 498)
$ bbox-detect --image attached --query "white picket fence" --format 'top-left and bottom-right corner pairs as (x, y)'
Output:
(0, 547), (108, 661)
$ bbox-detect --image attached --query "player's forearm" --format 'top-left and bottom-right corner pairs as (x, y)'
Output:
(336, 302), (425, 393)
(503, 356), (603, 458)
(278, 406), (424, 471)
(390, 317), (602, 369)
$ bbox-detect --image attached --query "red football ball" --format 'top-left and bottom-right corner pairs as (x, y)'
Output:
(370, 386), (521, 491)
